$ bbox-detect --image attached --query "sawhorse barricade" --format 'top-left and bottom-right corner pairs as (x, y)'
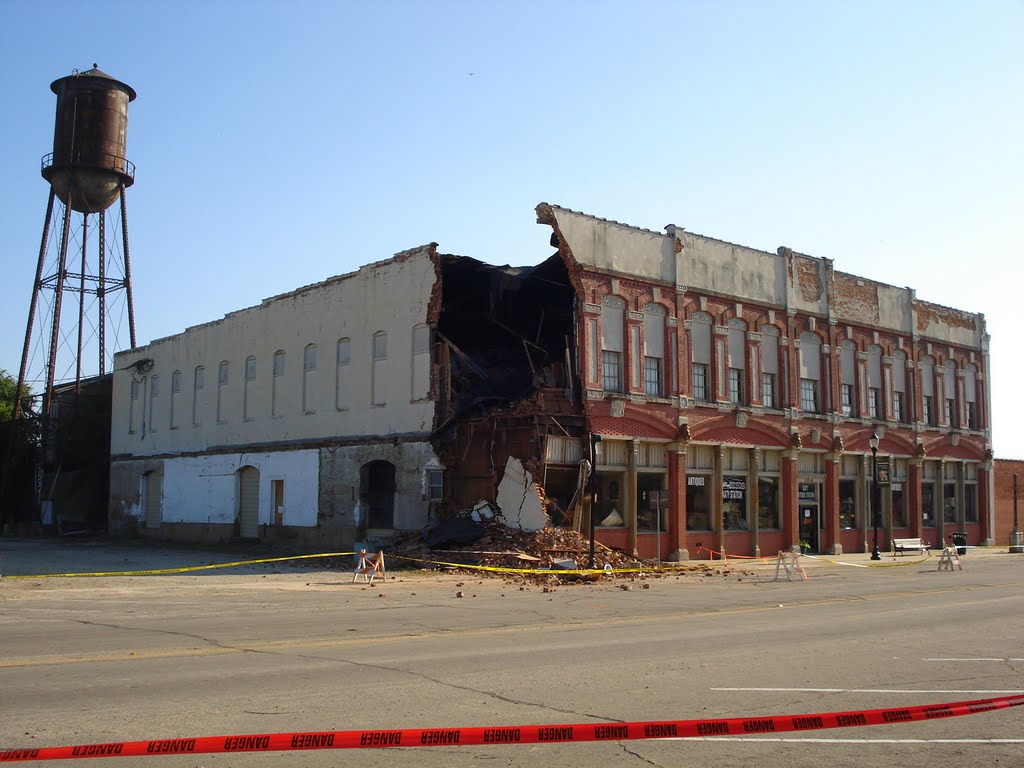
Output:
(353, 550), (386, 584)
(774, 550), (808, 581)
(937, 546), (962, 571)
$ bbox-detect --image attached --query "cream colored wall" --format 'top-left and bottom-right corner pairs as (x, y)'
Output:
(550, 206), (983, 347)
(111, 247), (437, 457)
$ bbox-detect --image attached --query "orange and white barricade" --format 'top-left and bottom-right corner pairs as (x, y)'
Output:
(352, 549), (386, 584)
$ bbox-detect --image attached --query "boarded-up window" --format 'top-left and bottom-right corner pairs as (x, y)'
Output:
(272, 350), (286, 417)
(193, 366), (204, 427)
(217, 361), (229, 423)
(336, 338), (351, 410)
(411, 324), (430, 401)
(170, 370), (182, 429)
(129, 379), (140, 434)
(244, 356), (256, 421)
(148, 375), (159, 432)
(372, 331), (387, 406)
(303, 344), (317, 414)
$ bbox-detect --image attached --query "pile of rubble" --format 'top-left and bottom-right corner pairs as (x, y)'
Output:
(390, 501), (645, 575)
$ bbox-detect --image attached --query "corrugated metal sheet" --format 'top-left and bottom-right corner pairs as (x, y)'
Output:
(545, 435), (582, 465)
(687, 445), (714, 471)
(638, 442), (667, 468)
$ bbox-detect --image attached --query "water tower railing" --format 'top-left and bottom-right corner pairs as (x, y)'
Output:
(41, 152), (135, 181)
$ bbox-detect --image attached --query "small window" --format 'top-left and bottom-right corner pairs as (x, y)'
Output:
(761, 372), (776, 409)
(428, 469), (443, 502)
(893, 391), (906, 423)
(868, 387), (880, 419)
(800, 378), (819, 413)
(644, 356), (663, 397)
(602, 350), (623, 393)
(728, 368), (743, 405)
(693, 364), (709, 402)
(841, 383), (854, 417)
(923, 395), (934, 426)
(373, 331), (388, 361)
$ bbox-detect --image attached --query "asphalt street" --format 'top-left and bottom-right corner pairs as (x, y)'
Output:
(1, 539), (1022, 767)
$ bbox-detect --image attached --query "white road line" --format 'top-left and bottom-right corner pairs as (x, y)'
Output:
(664, 738), (1024, 744)
(711, 687), (1024, 694)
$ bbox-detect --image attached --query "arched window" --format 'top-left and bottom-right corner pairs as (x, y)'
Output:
(727, 318), (746, 405)
(601, 296), (625, 393)
(411, 324), (430, 401)
(643, 304), (665, 397)
(272, 350), (286, 417)
(921, 355), (936, 426)
(799, 332), (821, 413)
(892, 351), (907, 423)
(372, 331), (388, 406)
(217, 361), (230, 423)
(840, 340), (856, 417)
(193, 366), (205, 427)
(760, 326), (779, 409)
(867, 344), (882, 419)
(336, 338), (351, 410)
(244, 356), (256, 421)
(965, 363), (978, 429)
(690, 312), (712, 402)
(170, 370), (182, 429)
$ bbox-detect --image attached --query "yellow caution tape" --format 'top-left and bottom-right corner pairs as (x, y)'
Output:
(2, 552), (355, 579)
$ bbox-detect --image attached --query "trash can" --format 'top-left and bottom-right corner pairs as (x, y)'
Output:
(952, 532), (967, 556)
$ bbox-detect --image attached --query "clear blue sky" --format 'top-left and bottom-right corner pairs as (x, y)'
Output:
(2, 1), (1021, 453)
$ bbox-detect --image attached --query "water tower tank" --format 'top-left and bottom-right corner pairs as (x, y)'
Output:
(40, 67), (136, 214)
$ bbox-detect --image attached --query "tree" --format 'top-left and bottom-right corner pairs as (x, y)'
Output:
(0, 369), (24, 422)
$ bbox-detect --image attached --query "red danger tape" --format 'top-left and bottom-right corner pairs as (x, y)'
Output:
(2, 695), (1021, 762)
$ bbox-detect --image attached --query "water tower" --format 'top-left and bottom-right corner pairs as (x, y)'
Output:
(13, 66), (138, 420)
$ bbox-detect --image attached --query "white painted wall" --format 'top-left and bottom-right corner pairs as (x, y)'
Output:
(111, 247), (437, 457)
(160, 450), (320, 527)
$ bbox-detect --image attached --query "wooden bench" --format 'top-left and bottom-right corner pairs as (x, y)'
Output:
(892, 537), (929, 556)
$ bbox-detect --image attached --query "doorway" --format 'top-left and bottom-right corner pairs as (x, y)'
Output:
(364, 460), (396, 530)
(237, 466), (260, 539)
(798, 481), (820, 552)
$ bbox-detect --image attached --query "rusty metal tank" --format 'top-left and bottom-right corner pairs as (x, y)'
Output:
(40, 67), (136, 213)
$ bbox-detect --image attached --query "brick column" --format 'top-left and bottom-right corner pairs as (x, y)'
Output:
(626, 312), (643, 396)
(627, 439), (638, 555)
(882, 356), (894, 421)
(668, 442), (688, 560)
(714, 445), (725, 556)
(908, 457), (923, 539)
(978, 462), (992, 545)
(782, 450), (799, 550)
(749, 447), (761, 557)
(748, 335), (761, 406)
(824, 453), (841, 554)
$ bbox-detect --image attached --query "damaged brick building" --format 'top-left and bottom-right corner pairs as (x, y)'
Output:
(108, 203), (993, 558)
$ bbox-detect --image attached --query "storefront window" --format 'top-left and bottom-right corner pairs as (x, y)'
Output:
(965, 485), (977, 523)
(637, 474), (666, 532)
(839, 480), (856, 529)
(891, 483), (907, 528)
(596, 474), (625, 527)
(943, 483), (956, 523)
(686, 476), (711, 531)
(723, 476), (747, 530)
(758, 477), (780, 529)
(922, 483), (936, 527)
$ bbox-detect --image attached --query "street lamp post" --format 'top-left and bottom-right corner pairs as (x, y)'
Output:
(870, 430), (881, 561)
